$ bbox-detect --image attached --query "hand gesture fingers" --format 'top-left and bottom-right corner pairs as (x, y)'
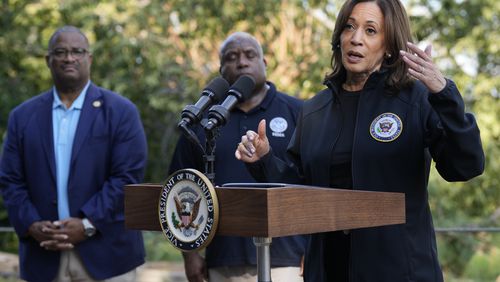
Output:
(28, 221), (60, 242)
(235, 119), (270, 162)
(236, 134), (255, 160)
(400, 42), (447, 93)
(53, 218), (86, 244)
(40, 239), (74, 251)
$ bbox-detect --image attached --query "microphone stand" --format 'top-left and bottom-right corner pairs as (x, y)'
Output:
(203, 126), (219, 184)
(179, 118), (218, 184)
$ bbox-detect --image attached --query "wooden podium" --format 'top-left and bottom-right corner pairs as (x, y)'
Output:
(125, 184), (405, 281)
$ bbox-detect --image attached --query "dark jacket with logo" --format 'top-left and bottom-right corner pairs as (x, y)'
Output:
(248, 71), (485, 281)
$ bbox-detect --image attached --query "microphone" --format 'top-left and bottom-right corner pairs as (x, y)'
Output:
(204, 75), (256, 131)
(177, 76), (230, 128)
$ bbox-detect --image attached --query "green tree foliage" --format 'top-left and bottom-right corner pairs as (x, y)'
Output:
(0, 0), (498, 279)
(464, 247), (500, 281)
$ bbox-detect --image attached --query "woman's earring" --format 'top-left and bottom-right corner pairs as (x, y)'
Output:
(385, 53), (392, 59)
(332, 43), (340, 51)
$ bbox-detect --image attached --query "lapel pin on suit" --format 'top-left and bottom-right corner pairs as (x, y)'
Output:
(92, 100), (102, 108)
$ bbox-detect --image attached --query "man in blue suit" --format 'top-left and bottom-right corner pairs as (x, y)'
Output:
(0, 26), (147, 281)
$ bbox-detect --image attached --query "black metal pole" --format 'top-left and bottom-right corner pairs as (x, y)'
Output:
(204, 128), (218, 184)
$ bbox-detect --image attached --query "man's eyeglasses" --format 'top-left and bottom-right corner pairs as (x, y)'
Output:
(49, 48), (89, 59)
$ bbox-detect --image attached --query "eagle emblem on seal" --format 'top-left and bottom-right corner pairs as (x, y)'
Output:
(378, 120), (394, 133)
(171, 186), (204, 237)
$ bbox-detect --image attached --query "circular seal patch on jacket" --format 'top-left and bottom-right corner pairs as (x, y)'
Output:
(158, 169), (219, 252)
(370, 112), (403, 142)
(269, 117), (288, 137)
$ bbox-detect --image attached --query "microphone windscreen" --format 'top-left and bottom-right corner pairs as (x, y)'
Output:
(230, 75), (256, 102)
(204, 77), (230, 102)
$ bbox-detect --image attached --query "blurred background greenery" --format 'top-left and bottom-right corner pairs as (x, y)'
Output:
(0, 0), (498, 281)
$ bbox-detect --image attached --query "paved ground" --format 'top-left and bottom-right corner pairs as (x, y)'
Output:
(137, 261), (187, 282)
(0, 251), (187, 282)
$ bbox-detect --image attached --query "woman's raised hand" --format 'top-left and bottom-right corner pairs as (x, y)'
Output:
(400, 42), (447, 93)
(235, 119), (270, 163)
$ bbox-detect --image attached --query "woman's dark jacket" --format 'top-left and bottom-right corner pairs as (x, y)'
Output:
(248, 70), (485, 281)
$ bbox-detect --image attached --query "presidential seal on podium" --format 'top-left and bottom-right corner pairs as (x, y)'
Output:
(158, 168), (219, 251)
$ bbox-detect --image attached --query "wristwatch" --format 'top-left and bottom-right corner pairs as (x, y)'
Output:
(82, 218), (96, 237)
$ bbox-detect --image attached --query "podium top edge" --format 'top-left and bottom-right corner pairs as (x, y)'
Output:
(125, 183), (162, 188)
(125, 183), (404, 197)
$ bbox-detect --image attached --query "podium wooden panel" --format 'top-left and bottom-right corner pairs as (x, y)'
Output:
(125, 184), (405, 237)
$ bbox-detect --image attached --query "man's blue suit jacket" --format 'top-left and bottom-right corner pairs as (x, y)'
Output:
(0, 83), (147, 281)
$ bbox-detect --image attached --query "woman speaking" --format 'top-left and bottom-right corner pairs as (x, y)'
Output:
(235, 0), (485, 281)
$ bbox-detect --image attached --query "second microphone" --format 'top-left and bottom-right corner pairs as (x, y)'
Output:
(204, 75), (256, 132)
